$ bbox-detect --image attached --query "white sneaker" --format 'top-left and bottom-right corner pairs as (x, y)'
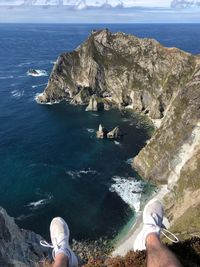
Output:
(40, 217), (78, 267)
(133, 198), (179, 251)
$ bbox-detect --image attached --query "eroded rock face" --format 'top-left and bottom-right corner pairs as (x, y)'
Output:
(0, 207), (49, 267)
(133, 58), (200, 184)
(36, 29), (195, 119)
(132, 57), (200, 238)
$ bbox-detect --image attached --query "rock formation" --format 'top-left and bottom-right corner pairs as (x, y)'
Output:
(96, 125), (121, 139)
(96, 124), (108, 139)
(36, 29), (195, 120)
(36, 29), (200, 240)
(85, 95), (104, 111)
(107, 126), (121, 139)
(0, 207), (49, 266)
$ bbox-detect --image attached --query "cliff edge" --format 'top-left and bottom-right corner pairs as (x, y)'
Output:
(37, 29), (200, 242)
(0, 207), (48, 266)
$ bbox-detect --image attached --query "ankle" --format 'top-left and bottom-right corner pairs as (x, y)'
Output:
(146, 232), (160, 247)
(54, 253), (69, 267)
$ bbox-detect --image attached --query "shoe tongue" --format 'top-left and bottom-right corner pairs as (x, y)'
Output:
(54, 233), (69, 250)
(152, 212), (162, 228)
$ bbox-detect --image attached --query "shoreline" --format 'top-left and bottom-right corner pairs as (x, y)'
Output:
(112, 185), (169, 257)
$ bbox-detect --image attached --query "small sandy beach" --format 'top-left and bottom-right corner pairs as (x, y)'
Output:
(112, 185), (169, 256)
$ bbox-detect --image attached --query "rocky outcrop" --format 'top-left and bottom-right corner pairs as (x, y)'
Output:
(96, 124), (122, 139)
(96, 124), (108, 139)
(36, 29), (200, 239)
(36, 29), (195, 120)
(0, 207), (49, 267)
(107, 126), (121, 139)
(85, 95), (104, 111)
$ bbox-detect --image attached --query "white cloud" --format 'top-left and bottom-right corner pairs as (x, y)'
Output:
(0, 0), (172, 7)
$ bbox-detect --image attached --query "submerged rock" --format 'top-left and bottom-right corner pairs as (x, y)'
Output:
(27, 69), (39, 76)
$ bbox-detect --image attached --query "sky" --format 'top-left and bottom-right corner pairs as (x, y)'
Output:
(0, 0), (200, 23)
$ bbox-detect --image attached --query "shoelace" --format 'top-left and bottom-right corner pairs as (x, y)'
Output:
(161, 228), (179, 243)
(150, 213), (179, 243)
(40, 239), (65, 260)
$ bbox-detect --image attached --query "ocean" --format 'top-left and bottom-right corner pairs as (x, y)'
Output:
(0, 23), (199, 241)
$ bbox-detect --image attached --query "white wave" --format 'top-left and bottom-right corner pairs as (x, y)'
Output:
(122, 118), (130, 122)
(114, 141), (121, 145)
(18, 62), (32, 67)
(11, 90), (24, 98)
(27, 194), (53, 210)
(10, 83), (18, 87)
(91, 113), (99, 117)
(27, 69), (48, 77)
(34, 93), (60, 105)
(66, 168), (98, 179)
(50, 61), (56, 64)
(110, 176), (143, 212)
(86, 128), (95, 133)
(18, 59), (51, 67)
(126, 158), (133, 165)
(17, 75), (27, 78)
(16, 213), (34, 221)
(0, 75), (14, 79)
(32, 83), (47, 89)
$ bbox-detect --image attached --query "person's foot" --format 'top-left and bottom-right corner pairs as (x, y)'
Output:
(133, 198), (164, 251)
(50, 217), (78, 267)
(40, 217), (78, 267)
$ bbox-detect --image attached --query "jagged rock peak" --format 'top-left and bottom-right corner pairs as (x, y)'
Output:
(36, 29), (195, 121)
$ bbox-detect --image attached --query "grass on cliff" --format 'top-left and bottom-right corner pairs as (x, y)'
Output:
(40, 237), (200, 267)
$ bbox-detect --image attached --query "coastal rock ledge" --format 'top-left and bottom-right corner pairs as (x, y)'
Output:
(37, 30), (200, 244)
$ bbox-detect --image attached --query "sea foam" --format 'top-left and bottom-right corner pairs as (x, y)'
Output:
(110, 176), (143, 212)
(114, 141), (121, 145)
(86, 128), (95, 133)
(27, 194), (53, 210)
(11, 90), (24, 98)
(32, 83), (47, 89)
(0, 75), (14, 80)
(27, 69), (48, 77)
(66, 168), (98, 179)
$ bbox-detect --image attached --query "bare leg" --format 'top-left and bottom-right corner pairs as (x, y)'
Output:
(53, 253), (69, 267)
(146, 233), (182, 267)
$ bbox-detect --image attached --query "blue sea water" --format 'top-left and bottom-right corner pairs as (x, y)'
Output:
(0, 23), (200, 241)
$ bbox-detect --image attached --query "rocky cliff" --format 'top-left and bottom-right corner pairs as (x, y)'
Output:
(36, 29), (195, 119)
(0, 207), (48, 266)
(37, 29), (200, 239)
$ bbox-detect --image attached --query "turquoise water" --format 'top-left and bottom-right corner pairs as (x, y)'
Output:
(0, 24), (199, 241)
